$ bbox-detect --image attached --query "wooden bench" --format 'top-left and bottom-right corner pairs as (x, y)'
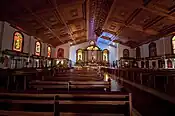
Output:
(29, 80), (110, 92)
(69, 81), (110, 91)
(29, 81), (68, 90)
(0, 93), (54, 116)
(0, 92), (132, 116)
(0, 110), (53, 116)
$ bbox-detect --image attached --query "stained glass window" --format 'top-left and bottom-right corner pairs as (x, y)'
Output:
(35, 41), (41, 56)
(172, 36), (175, 54)
(47, 46), (51, 58)
(12, 31), (24, 52)
(57, 48), (64, 58)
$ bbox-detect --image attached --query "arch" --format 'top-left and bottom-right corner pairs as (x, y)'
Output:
(35, 41), (41, 56)
(57, 48), (64, 58)
(136, 47), (141, 58)
(103, 49), (109, 62)
(47, 46), (51, 58)
(149, 42), (157, 57)
(76, 49), (83, 61)
(123, 49), (129, 58)
(12, 31), (24, 52)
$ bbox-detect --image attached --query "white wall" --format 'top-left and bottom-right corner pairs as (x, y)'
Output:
(118, 43), (135, 59)
(52, 47), (56, 58)
(1, 22), (15, 51)
(69, 42), (89, 64)
(97, 42), (117, 63)
(139, 35), (172, 58)
(56, 43), (70, 59)
(69, 41), (118, 64)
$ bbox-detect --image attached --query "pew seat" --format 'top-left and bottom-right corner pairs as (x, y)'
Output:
(0, 92), (132, 116)
(0, 110), (124, 116)
(0, 110), (53, 116)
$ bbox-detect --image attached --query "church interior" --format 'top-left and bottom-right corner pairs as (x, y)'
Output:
(0, 0), (175, 116)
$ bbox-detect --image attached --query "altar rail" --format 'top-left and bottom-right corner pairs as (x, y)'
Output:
(101, 68), (175, 97)
(0, 92), (132, 116)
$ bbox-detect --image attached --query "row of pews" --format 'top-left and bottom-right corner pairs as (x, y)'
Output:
(0, 92), (132, 116)
(0, 67), (133, 116)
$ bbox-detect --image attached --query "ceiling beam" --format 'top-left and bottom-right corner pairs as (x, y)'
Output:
(85, 0), (89, 41)
(102, 0), (117, 30)
(49, 0), (76, 43)
(126, 0), (175, 21)
(109, 18), (158, 35)
(75, 36), (86, 40)
(67, 18), (84, 25)
(72, 29), (86, 35)
(16, 0), (64, 44)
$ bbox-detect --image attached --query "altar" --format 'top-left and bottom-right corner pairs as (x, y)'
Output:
(76, 41), (109, 66)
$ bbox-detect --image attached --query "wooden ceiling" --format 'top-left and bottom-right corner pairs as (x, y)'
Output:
(0, 0), (175, 48)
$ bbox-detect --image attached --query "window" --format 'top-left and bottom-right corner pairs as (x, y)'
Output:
(35, 41), (41, 56)
(103, 49), (109, 62)
(149, 42), (157, 57)
(47, 46), (51, 58)
(167, 59), (172, 68)
(12, 31), (24, 52)
(123, 49), (129, 58)
(77, 49), (83, 61)
(172, 36), (175, 54)
(57, 48), (64, 58)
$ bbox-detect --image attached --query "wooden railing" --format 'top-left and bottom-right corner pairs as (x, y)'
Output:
(101, 68), (175, 97)
(0, 92), (132, 116)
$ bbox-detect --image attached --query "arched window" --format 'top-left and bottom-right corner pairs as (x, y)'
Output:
(149, 42), (157, 57)
(77, 49), (83, 61)
(12, 31), (24, 52)
(123, 49), (129, 58)
(136, 47), (141, 58)
(47, 46), (51, 58)
(35, 41), (41, 56)
(172, 36), (175, 54)
(103, 49), (109, 62)
(167, 59), (172, 68)
(57, 48), (64, 58)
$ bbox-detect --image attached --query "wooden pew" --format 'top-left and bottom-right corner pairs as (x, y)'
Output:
(69, 81), (110, 91)
(29, 80), (110, 92)
(0, 93), (54, 116)
(29, 80), (68, 90)
(0, 110), (53, 116)
(0, 92), (132, 116)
